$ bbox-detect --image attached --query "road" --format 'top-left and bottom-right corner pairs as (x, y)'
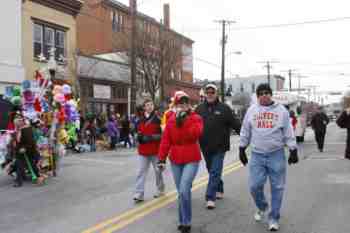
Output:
(0, 122), (349, 233)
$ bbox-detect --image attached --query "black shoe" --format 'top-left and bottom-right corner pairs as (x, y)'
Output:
(180, 226), (191, 233)
(319, 148), (323, 152)
(13, 183), (22, 188)
(177, 225), (183, 231)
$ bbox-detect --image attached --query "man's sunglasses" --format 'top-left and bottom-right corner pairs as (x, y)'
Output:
(205, 91), (216, 95)
(257, 91), (271, 96)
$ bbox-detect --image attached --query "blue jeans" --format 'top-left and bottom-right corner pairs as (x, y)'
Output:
(135, 155), (164, 197)
(171, 162), (199, 226)
(203, 152), (225, 201)
(249, 149), (286, 221)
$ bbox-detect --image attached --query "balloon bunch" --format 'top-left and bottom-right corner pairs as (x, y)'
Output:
(51, 84), (79, 125)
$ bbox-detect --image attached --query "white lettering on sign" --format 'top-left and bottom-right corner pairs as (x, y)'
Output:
(93, 84), (111, 99)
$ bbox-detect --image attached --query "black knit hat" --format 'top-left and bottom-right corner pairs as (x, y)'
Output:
(256, 83), (273, 96)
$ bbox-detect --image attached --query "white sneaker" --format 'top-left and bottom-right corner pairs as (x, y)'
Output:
(206, 200), (216, 209)
(216, 192), (224, 200)
(153, 190), (165, 198)
(268, 221), (279, 231)
(254, 209), (266, 222)
(133, 193), (144, 202)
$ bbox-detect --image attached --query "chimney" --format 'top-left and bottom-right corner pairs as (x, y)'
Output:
(163, 3), (170, 29)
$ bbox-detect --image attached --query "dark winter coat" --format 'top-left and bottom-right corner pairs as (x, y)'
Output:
(311, 112), (329, 133)
(195, 99), (241, 154)
(336, 111), (350, 159)
(159, 111), (203, 164)
(137, 112), (162, 156)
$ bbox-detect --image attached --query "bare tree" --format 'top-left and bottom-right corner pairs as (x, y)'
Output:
(112, 23), (186, 103)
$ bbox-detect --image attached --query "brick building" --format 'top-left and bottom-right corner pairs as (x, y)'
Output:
(77, 0), (200, 109)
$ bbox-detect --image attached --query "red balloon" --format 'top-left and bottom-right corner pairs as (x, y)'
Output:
(34, 98), (42, 112)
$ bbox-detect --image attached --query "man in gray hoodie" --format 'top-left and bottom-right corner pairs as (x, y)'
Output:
(239, 83), (298, 232)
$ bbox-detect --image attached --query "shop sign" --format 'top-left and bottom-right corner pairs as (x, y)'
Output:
(93, 84), (111, 99)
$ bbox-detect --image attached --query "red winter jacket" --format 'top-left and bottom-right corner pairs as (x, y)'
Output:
(137, 112), (162, 156)
(158, 111), (203, 164)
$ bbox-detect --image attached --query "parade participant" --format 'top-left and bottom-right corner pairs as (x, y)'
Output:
(336, 105), (350, 160)
(310, 107), (329, 152)
(239, 83), (298, 231)
(133, 99), (164, 202)
(158, 91), (203, 233)
(195, 83), (241, 209)
(13, 116), (44, 187)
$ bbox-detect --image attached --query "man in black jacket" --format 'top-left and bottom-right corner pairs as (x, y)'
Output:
(311, 107), (329, 152)
(196, 83), (241, 209)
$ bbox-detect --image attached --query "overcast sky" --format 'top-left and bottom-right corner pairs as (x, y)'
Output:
(119, 0), (350, 98)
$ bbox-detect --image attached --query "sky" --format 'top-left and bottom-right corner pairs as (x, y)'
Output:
(119, 0), (350, 102)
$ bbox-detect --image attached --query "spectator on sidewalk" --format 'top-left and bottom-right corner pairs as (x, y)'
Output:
(311, 107), (329, 152)
(133, 99), (164, 202)
(120, 115), (132, 148)
(239, 83), (298, 231)
(158, 91), (203, 233)
(107, 115), (119, 150)
(195, 83), (241, 209)
(336, 106), (350, 160)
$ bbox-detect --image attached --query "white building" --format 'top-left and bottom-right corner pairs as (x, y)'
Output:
(0, 0), (25, 94)
(226, 75), (285, 95)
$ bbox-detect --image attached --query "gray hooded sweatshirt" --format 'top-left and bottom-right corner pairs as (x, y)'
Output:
(239, 102), (297, 154)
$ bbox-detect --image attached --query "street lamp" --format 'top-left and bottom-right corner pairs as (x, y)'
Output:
(47, 47), (57, 81)
(224, 51), (242, 98)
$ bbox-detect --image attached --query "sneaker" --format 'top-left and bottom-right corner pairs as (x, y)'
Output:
(206, 200), (216, 209)
(254, 209), (266, 222)
(216, 192), (224, 200)
(133, 194), (144, 203)
(268, 220), (279, 231)
(154, 190), (165, 198)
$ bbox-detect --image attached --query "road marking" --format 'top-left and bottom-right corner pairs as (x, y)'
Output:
(82, 161), (243, 233)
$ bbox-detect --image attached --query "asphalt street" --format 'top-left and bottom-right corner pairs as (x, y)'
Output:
(0, 122), (349, 233)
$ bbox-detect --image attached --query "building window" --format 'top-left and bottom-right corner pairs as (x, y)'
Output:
(251, 83), (255, 93)
(33, 23), (66, 61)
(112, 11), (124, 32)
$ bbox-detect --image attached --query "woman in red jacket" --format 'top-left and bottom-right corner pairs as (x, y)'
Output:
(133, 99), (165, 202)
(158, 91), (203, 233)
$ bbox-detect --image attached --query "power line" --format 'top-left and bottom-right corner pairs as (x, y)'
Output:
(230, 16), (350, 31)
(177, 16), (350, 33)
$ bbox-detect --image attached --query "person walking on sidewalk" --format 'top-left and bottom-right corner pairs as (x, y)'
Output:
(336, 106), (350, 160)
(239, 83), (298, 231)
(158, 91), (203, 233)
(195, 83), (241, 209)
(310, 107), (329, 152)
(133, 99), (165, 202)
(107, 116), (119, 150)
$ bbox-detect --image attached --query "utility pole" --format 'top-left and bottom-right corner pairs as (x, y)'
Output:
(297, 74), (308, 95)
(257, 61), (278, 86)
(130, 0), (137, 113)
(281, 69), (297, 92)
(214, 19), (235, 102)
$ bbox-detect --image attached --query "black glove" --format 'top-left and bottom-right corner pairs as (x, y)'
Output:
(239, 147), (248, 166)
(288, 149), (298, 165)
(157, 160), (166, 171)
(176, 111), (188, 127)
